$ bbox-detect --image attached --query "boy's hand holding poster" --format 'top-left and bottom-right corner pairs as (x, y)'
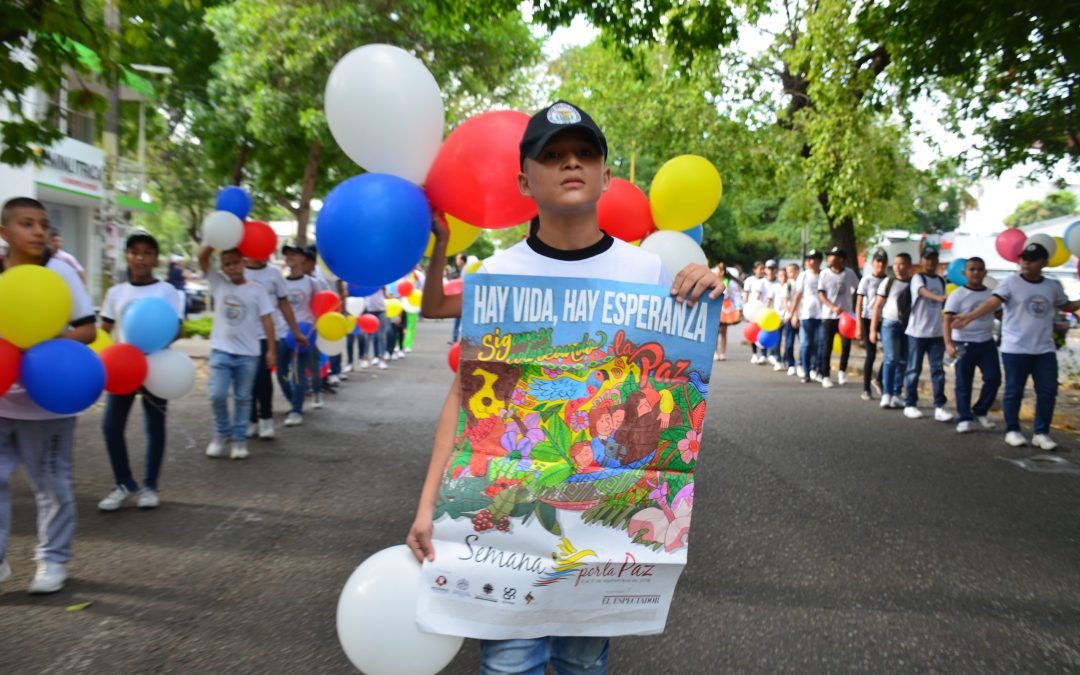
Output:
(418, 274), (721, 639)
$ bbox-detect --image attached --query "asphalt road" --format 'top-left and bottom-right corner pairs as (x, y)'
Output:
(2, 322), (1078, 674)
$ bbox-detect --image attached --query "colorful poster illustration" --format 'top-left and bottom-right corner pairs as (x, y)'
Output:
(418, 274), (721, 639)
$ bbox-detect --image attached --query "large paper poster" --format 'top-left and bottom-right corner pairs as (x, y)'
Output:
(418, 274), (721, 639)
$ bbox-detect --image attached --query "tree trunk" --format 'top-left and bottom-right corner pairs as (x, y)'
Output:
(293, 140), (323, 247)
(816, 191), (858, 267)
(230, 143), (250, 186)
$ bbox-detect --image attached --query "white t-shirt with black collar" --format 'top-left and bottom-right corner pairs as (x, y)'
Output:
(479, 234), (671, 285)
(100, 278), (184, 343)
(906, 273), (946, 338)
(943, 286), (995, 343)
(993, 273), (1069, 354)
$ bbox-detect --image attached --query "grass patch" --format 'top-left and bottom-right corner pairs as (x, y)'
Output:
(182, 316), (213, 338)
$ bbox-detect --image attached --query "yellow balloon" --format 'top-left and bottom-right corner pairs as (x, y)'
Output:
(628, 239), (641, 247)
(425, 215), (483, 257)
(1048, 236), (1071, 266)
(757, 308), (781, 332)
(0, 265), (72, 348)
(385, 298), (404, 318)
(832, 334), (843, 356)
(316, 312), (349, 341)
(408, 289), (423, 306)
(650, 155), (723, 231)
(945, 283), (958, 295)
(89, 328), (113, 354)
(464, 259), (483, 274)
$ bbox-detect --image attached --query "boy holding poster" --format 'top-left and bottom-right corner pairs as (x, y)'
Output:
(408, 102), (724, 673)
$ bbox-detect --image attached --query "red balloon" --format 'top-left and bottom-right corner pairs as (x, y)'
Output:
(995, 228), (1026, 263)
(838, 312), (857, 340)
(397, 280), (415, 298)
(311, 290), (342, 318)
(100, 343), (148, 395)
(425, 111), (537, 229)
(447, 342), (461, 373)
(443, 278), (464, 296)
(0, 339), (20, 397)
(743, 322), (761, 343)
(598, 178), (654, 242)
(237, 220), (277, 260)
(357, 313), (380, 334)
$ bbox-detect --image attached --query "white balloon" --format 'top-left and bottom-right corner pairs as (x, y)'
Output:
(325, 45), (445, 184)
(201, 211), (244, 249)
(143, 349), (196, 400)
(984, 275), (999, 290)
(316, 335), (346, 356)
(337, 545), (463, 675)
(1025, 233), (1057, 258)
(345, 297), (366, 315)
(743, 300), (763, 324)
(639, 230), (708, 279)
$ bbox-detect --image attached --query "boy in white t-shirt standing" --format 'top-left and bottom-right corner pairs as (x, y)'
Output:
(198, 246), (276, 460)
(855, 249), (888, 400)
(767, 265), (789, 371)
(954, 242), (1080, 449)
(870, 253), (912, 409)
(942, 257), (1001, 434)
(902, 247), (954, 422)
(278, 245), (323, 426)
(817, 246), (859, 388)
(790, 249), (824, 382)
(743, 261), (767, 364)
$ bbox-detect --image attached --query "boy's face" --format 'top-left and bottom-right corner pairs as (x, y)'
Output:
(872, 258), (886, 275)
(1, 207), (49, 258)
(806, 257), (821, 272)
(787, 265), (799, 278)
(518, 129), (610, 216)
(285, 251), (305, 272)
(893, 256), (911, 280)
(765, 267), (776, 280)
(754, 264), (764, 277)
(221, 251), (246, 283)
(126, 242), (158, 278)
(963, 260), (986, 286)
(50, 233), (64, 249)
(777, 269), (787, 283)
(1019, 257), (1046, 277)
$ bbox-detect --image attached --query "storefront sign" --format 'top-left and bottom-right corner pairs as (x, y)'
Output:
(35, 137), (105, 198)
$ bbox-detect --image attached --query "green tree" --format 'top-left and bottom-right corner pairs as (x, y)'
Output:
(1003, 190), (1079, 228)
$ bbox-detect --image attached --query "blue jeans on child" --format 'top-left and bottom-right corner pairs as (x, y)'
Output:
(208, 350), (258, 442)
(480, 637), (609, 675)
(780, 320), (796, 367)
(798, 318), (822, 375)
(276, 339), (321, 414)
(953, 339), (1001, 423)
(103, 389), (167, 491)
(880, 320), (907, 397)
(904, 336), (946, 408)
(1002, 351), (1057, 435)
(358, 310), (386, 359)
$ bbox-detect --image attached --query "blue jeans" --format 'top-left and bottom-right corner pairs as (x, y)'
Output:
(480, 637), (609, 675)
(954, 340), (1001, 422)
(881, 320), (907, 397)
(208, 350), (259, 442)
(904, 336), (946, 408)
(781, 321), (796, 367)
(798, 318), (823, 375)
(452, 316), (462, 342)
(1002, 352), (1057, 435)
(276, 339), (320, 414)
(358, 310), (386, 360)
(103, 389), (167, 491)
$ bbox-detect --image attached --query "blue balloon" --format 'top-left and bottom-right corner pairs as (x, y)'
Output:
(347, 283), (381, 298)
(22, 339), (105, 414)
(122, 297), (180, 354)
(216, 186), (251, 220)
(756, 328), (780, 350)
(685, 224), (704, 244)
(285, 321), (315, 353)
(319, 353), (329, 367)
(947, 258), (967, 286)
(316, 174), (431, 287)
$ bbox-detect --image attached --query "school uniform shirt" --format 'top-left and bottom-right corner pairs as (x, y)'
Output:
(207, 270), (274, 357)
(943, 286), (995, 343)
(0, 257), (95, 420)
(100, 279), (184, 343)
(856, 274), (887, 319)
(992, 273), (1069, 355)
(745, 275), (768, 303)
(793, 270), (821, 320)
(283, 274), (321, 326)
(817, 267), (859, 319)
(905, 273), (946, 338)
(877, 278), (910, 323)
(766, 280), (786, 314)
(245, 264), (288, 340)
(365, 291), (387, 312)
(479, 233), (671, 285)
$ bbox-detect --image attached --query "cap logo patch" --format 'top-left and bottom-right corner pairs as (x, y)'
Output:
(547, 102), (581, 125)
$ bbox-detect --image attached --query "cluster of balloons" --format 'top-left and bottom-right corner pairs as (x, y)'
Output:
(995, 223), (1080, 269)
(201, 186), (277, 259)
(738, 299), (783, 351)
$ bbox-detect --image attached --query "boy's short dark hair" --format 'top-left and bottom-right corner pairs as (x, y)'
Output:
(895, 252), (912, 263)
(220, 248), (243, 259)
(125, 231), (159, 254)
(1, 197), (46, 225)
(966, 256), (985, 267)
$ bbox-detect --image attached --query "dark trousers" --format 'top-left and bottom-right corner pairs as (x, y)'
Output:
(860, 317), (882, 392)
(781, 321), (796, 367)
(821, 318), (851, 378)
(1002, 352), (1057, 435)
(103, 390), (167, 491)
(250, 338), (273, 422)
(954, 339), (1001, 422)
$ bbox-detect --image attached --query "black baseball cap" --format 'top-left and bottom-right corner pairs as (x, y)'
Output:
(303, 245), (318, 261)
(922, 246), (939, 259)
(827, 246), (846, 258)
(519, 101), (608, 168)
(805, 249), (823, 260)
(125, 231), (159, 253)
(281, 243), (304, 257)
(871, 249), (888, 262)
(1020, 242), (1049, 261)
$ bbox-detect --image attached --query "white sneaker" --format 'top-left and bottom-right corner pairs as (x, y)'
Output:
(358, 359), (370, 368)
(903, 406), (924, 419)
(339, 371), (348, 380)
(98, 485), (132, 512)
(860, 391), (872, 401)
(313, 392), (324, 409)
(258, 419), (275, 439)
(1032, 434), (1058, 451)
(377, 360), (388, 370)
(1004, 431), (1027, 447)
(821, 377), (835, 389)
(934, 407), (955, 423)
(393, 348), (405, 360)
(756, 356), (768, 365)
(328, 374), (341, 386)
(246, 422), (258, 438)
(404, 347), (412, 353)
(810, 370), (821, 382)
(837, 372), (848, 386)
(880, 394), (892, 409)
(230, 441), (249, 460)
(206, 437), (226, 458)
(0, 559), (10, 585)
(975, 416), (996, 430)
(28, 561), (66, 594)
(956, 421), (973, 434)
(749, 355), (758, 364)
(343, 363), (353, 373)
(773, 362), (785, 372)
(787, 366), (796, 376)
(796, 366), (806, 378)
(870, 381), (882, 398)
(888, 397), (904, 409)
(767, 355), (778, 366)
(284, 412), (303, 426)
(382, 352), (392, 361)
(136, 488), (160, 509)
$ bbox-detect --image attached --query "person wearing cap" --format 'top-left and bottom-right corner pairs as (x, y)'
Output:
(790, 249), (824, 382)
(817, 246), (859, 388)
(405, 100), (724, 673)
(855, 250), (888, 400)
(954, 242), (1080, 449)
(245, 246), (307, 440)
(743, 261), (769, 364)
(277, 245), (323, 426)
(900, 247), (953, 421)
(943, 257), (1001, 434)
